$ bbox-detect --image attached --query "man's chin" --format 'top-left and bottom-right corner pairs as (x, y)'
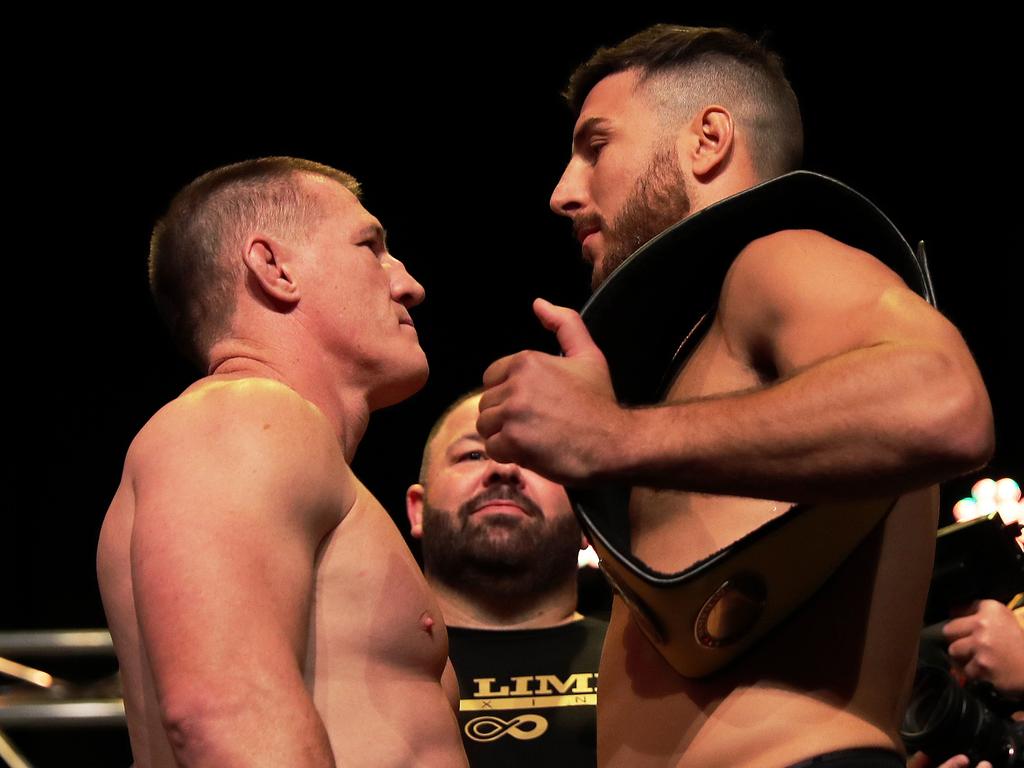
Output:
(369, 357), (429, 411)
(465, 540), (536, 571)
(409, 356), (430, 394)
(588, 246), (627, 290)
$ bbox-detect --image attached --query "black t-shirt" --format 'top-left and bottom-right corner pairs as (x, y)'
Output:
(447, 617), (607, 767)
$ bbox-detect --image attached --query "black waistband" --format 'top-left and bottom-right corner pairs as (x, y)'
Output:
(786, 747), (905, 768)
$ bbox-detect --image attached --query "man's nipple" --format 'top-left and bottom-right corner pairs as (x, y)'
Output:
(419, 610), (435, 635)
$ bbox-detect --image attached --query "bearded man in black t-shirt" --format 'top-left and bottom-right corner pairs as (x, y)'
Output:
(407, 390), (608, 768)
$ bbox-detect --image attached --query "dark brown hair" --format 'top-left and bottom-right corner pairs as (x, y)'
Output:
(566, 25), (803, 178)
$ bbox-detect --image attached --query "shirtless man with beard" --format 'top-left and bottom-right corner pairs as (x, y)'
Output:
(476, 26), (994, 768)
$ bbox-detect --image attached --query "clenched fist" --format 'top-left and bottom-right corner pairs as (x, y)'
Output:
(477, 298), (630, 486)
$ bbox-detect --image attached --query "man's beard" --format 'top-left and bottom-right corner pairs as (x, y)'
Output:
(420, 487), (582, 602)
(592, 143), (691, 289)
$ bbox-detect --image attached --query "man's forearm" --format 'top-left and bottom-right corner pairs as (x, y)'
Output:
(161, 686), (335, 768)
(610, 342), (993, 502)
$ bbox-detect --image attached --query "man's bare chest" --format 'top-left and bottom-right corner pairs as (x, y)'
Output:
(309, 497), (449, 679)
(663, 319), (764, 402)
(628, 323), (784, 572)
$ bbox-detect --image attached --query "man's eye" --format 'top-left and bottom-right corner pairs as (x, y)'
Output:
(359, 241), (384, 259)
(458, 450), (486, 462)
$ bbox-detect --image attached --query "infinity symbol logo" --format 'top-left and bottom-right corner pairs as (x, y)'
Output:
(465, 714), (549, 742)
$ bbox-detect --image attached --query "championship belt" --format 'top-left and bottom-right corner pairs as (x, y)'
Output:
(571, 171), (935, 678)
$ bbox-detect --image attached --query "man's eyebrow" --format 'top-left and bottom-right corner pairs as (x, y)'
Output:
(572, 117), (612, 151)
(449, 432), (483, 447)
(355, 223), (387, 244)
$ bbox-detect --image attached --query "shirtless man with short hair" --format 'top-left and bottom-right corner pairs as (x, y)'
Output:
(477, 27), (995, 768)
(97, 157), (467, 767)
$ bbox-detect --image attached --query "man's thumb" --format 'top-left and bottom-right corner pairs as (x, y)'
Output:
(534, 298), (600, 358)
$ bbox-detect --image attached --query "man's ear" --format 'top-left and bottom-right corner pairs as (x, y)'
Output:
(680, 105), (735, 180)
(406, 483), (425, 539)
(243, 237), (301, 306)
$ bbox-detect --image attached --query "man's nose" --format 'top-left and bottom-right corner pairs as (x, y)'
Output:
(483, 458), (525, 487)
(385, 254), (425, 308)
(549, 158), (587, 218)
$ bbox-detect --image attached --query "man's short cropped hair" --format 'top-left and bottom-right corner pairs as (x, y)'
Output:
(565, 24), (803, 179)
(148, 156), (360, 368)
(418, 388), (484, 484)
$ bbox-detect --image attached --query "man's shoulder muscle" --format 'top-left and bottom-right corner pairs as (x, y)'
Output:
(718, 229), (944, 374)
(127, 377), (354, 533)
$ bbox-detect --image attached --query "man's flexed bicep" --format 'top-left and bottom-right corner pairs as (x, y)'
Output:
(721, 230), (981, 380)
(129, 379), (349, 767)
(700, 229), (995, 497)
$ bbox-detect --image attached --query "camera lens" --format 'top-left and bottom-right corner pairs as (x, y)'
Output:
(901, 664), (1020, 767)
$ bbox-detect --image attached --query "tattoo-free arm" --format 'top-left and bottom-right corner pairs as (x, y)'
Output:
(130, 382), (347, 767)
(480, 231), (992, 500)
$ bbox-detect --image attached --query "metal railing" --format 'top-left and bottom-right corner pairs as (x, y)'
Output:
(0, 630), (126, 768)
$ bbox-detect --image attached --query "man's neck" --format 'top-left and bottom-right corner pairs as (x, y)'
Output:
(207, 340), (370, 462)
(427, 577), (581, 630)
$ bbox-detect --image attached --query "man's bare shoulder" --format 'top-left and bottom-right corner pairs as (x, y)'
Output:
(724, 229), (913, 311)
(719, 229), (941, 372)
(126, 376), (355, 524)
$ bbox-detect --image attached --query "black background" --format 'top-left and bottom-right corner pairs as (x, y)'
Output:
(5, 15), (1018, 760)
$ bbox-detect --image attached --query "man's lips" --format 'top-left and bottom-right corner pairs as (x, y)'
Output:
(462, 490), (544, 521)
(459, 488), (544, 522)
(574, 223), (600, 245)
(471, 500), (530, 516)
(572, 217), (602, 265)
